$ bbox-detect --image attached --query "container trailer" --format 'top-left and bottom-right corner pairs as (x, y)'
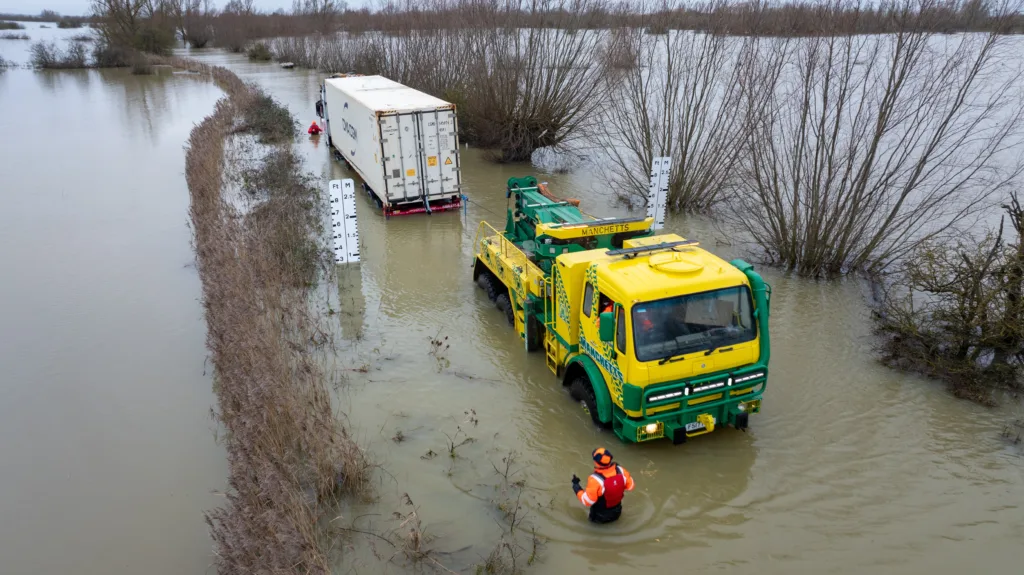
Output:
(319, 75), (463, 216)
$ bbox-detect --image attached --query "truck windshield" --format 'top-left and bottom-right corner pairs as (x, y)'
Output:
(632, 286), (756, 362)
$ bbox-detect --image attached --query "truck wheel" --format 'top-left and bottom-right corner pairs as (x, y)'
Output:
(477, 273), (497, 301)
(496, 293), (513, 325)
(525, 314), (542, 352)
(571, 376), (610, 429)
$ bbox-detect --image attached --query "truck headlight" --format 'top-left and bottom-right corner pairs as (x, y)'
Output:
(737, 403), (746, 411)
(645, 423), (659, 434)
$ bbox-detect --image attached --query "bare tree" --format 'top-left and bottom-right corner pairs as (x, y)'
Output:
(292, 0), (346, 34)
(599, 1), (760, 213)
(216, 0), (258, 51)
(297, 0), (605, 162)
(91, 0), (178, 54)
(169, 0), (215, 47)
(731, 0), (1024, 277)
(458, 0), (609, 162)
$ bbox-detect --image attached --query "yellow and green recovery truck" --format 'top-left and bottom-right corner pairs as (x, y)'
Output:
(473, 177), (771, 444)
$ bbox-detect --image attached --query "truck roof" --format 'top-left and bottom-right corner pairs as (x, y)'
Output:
(324, 75), (454, 113)
(558, 233), (749, 303)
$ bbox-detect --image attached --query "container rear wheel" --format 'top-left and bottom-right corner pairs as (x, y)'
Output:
(571, 376), (609, 429)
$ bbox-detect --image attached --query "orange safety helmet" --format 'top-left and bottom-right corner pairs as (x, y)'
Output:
(592, 447), (614, 469)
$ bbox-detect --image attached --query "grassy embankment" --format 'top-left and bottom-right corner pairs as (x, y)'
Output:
(163, 53), (545, 573)
(158, 55), (370, 574)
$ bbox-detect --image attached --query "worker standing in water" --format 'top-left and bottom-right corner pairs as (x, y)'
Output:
(572, 447), (635, 523)
(307, 121), (322, 148)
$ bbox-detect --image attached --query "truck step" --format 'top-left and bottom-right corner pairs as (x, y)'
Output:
(543, 331), (559, 375)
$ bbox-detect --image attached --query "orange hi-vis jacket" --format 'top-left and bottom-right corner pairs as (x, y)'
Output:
(576, 464), (635, 508)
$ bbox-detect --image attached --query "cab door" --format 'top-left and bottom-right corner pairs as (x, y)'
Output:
(595, 289), (630, 405)
(612, 303), (631, 395)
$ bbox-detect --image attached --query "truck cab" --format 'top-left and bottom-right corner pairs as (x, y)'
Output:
(473, 176), (771, 444)
(560, 234), (769, 443)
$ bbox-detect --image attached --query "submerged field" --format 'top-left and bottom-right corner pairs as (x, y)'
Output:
(1, 20), (1023, 574)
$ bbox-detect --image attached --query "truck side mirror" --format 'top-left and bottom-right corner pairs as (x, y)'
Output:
(599, 311), (614, 342)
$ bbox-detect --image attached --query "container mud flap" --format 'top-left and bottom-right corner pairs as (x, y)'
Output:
(568, 355), (613, 425)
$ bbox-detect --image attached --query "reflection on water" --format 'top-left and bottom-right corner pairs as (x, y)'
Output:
(100, 67), (174, 145)
(335, 264), (366, 340)
(34, 66), (89, 93)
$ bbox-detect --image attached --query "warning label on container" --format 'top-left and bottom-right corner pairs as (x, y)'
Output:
(427, 156), (438, 167)
(406, 169), (416, 177)
(444, 157), (453, 165)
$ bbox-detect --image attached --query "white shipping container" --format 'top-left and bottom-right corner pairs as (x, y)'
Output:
(321, 75), (462, 215)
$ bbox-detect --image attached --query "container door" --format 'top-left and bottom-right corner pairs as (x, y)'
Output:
(378, 113), (425, 203)
(416, 109), (459, 200)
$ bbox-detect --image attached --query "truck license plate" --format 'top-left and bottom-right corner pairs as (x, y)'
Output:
(685, 418), (713, 432)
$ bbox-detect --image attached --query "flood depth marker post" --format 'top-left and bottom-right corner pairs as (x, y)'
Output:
(646, 157), (670, 231)
(329, 179), (360, 264)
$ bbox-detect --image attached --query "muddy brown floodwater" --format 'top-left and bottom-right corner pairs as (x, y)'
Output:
(2, 32), (1023, 574)
(0, 30), (226, 575)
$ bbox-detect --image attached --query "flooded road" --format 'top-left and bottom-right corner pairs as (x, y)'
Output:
(184, 51), (1024, 574)
(0, 39), (226, 575)
(1, 34), (1022, 574)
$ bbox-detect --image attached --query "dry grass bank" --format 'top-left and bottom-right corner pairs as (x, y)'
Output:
(157, 55), (370, 574)
(156, 54), (544, 574)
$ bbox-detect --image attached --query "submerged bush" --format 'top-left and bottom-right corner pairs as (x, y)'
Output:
(875, 195), (1024, 405)
(0, 32), (30, 40)
(132, 24), (175, 55)
(242, 91), (296, 144)
(30, 40), (88, 69)
(0, 21), (25, 30)
(92, 42), (132, 67)
(246, 41), (272, 61)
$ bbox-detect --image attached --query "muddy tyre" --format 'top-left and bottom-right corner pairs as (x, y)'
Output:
(477, 273), (497, 301)
(571, 376), (609, 429)
(496, 293), (514, 325)
(525, 314), (542, 352)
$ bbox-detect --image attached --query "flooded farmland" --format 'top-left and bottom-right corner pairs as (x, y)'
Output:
(1, 28), (1023, 575)
(0, 24), (226, 575)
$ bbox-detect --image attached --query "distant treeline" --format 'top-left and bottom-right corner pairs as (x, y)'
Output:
(0, 10), (92, 25)
(185, 0), (1024, 39)
(27, 1), (1024, 55)
(336, 0), (1024, 36)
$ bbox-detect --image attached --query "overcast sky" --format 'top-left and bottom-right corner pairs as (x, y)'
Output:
(4, 1), (372, 17)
